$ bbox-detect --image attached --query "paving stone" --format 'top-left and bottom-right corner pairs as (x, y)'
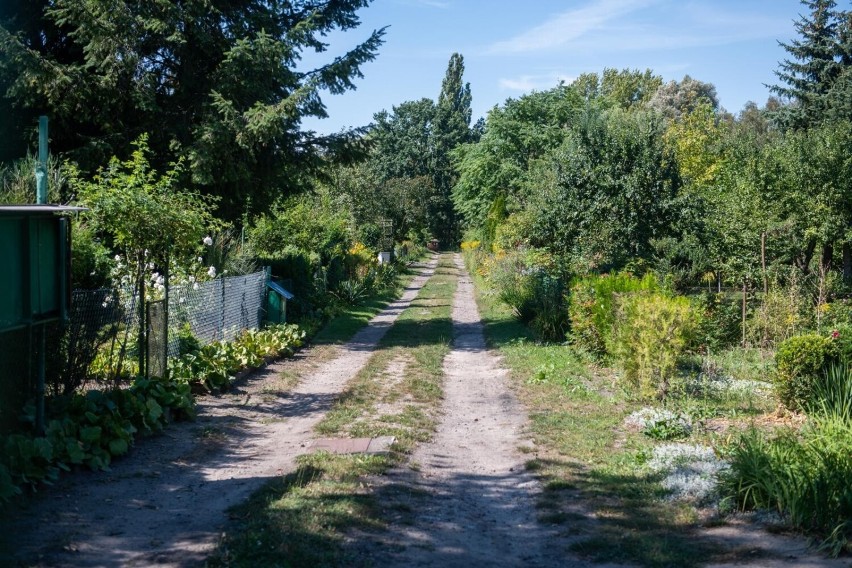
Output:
(307, 436), (396, 455)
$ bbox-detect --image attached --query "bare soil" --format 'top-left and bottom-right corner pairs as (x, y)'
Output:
(2, 253), (849, 567)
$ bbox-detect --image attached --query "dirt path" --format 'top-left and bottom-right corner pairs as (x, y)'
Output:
(0, 257), (438, 568)
(352, 255), (595, 567)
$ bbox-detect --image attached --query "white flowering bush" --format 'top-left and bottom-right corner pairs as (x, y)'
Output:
(625, 407), (692, 440)
(647, 443), (729, 503)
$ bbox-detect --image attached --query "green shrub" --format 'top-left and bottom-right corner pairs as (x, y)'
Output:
(747, 286), (810, 349)
(722, 417), (852, 556)
(486, 251), (569, 342)
(608, 293), (699, 400)
(775, 333), (839, 411)
(568, 272), (659, 358)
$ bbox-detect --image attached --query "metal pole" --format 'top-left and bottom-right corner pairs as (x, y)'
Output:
(162, 254), (169, 377)
(36, 325), (45, 434)
(36, 116), (48, 204)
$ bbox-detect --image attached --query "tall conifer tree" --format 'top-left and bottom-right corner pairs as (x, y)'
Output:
(0, 0), (384, 217)
(770, 0), (849, 128)
(430, 52), (471, 244)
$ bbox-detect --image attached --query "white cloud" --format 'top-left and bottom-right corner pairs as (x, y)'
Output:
(488, 0), (658, 54)
(486, 0), (792, 56)
(499, 72), (575, 92)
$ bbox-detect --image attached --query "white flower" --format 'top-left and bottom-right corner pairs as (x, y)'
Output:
(151, 272), (160, 281)
(156, 276), (165, 286)
(197, 256), (203, 263)
(647, 443), (729, 503)
(207, 266), (217, 278)
(114, 255), (122, 262)
(188, 276), (196, 283)
(193, 282), (199, 290)
(203, 235), (214, 246)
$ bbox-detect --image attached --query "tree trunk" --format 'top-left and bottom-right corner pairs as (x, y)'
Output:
(796, 239), (817, 274)
(843, 243), (852, 285)
(821, 243), (834, 272)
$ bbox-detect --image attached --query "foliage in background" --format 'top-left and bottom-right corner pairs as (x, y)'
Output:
(526, 107), (681, 272)
(71, 135), (223, 275)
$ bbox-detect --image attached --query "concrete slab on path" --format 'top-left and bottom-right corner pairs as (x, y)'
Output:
(306, 436), (396, 455)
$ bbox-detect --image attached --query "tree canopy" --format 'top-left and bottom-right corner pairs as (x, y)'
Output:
(0, 0), (385, 218)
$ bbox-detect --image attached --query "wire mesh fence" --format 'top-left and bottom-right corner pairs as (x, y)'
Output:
(0, 270), (269, 420)
(168, 271), (267, 355)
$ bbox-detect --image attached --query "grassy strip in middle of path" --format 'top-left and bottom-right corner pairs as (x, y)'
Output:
(209, 254), (458, 567)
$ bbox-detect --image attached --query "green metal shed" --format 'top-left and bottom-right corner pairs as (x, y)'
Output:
(0, 205), (85, 432)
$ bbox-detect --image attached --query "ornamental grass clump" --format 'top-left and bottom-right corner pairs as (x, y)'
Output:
(722, 364), (852, 556)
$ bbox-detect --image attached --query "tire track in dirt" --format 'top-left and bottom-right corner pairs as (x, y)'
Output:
(0, 257), (439, 568)
(358, 254), (593, 567)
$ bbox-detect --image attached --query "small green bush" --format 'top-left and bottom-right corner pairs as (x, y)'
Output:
(608, 293), (699, 400)
(568, 272), (658, 358)
(775, 334), (839, 411)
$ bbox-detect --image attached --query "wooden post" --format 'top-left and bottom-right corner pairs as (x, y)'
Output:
(741, 280), (747, 348)
(761, 232), (768, 295)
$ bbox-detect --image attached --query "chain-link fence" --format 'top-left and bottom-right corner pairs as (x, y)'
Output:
(1, 270), (269, 419)
(168, 271), (267, 355)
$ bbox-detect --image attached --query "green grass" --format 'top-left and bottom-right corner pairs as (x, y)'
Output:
(470, 265), (772, 568)
(209, 254), (458, 566)
(316, 255), (456, 452)
(209, 452), (389, 567)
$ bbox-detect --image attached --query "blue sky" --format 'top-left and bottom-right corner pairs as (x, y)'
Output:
(303, 0), (816, 134)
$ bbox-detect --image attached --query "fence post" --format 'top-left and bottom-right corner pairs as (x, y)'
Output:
(220, 277), (226, 340)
